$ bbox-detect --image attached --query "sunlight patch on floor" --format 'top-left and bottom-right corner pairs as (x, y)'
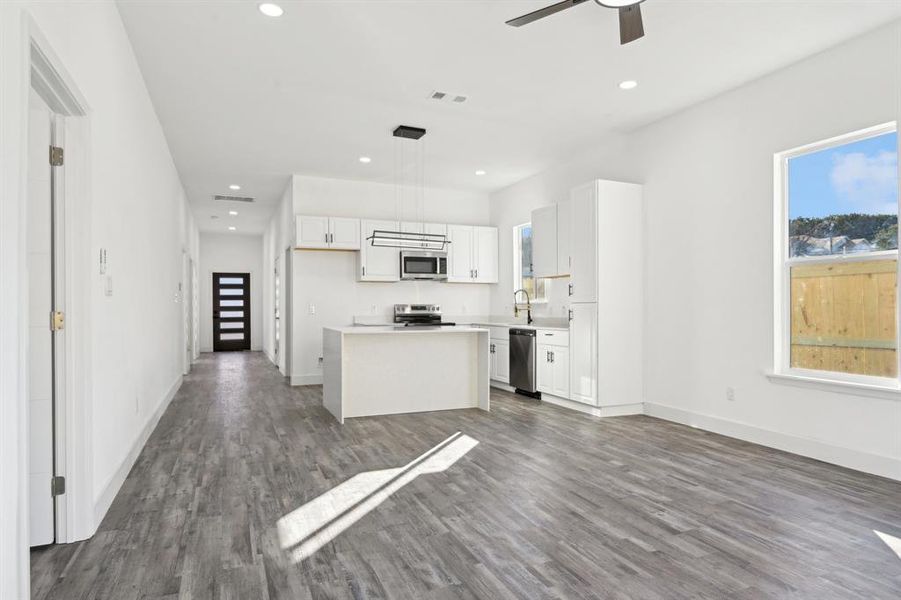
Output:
(875, 530), (901, 561)
(277, 432), (478, 563)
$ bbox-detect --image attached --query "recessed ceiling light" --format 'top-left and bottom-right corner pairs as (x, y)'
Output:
(619, 80), (638, 90)
(229, 184), (241, 190)
(258, 3), (284, 17)
(359, 156), (372, 164)
(229, 210), (238, 216)
(228, 226), (237, 231)
(475, 170), (486, 176)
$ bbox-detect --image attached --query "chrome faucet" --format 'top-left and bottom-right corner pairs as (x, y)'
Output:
(513, 288), (533, 325)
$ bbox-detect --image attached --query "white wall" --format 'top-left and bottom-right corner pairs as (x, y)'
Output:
(200, 233), (264, 352)
(287, 175), (492, 384)
(489, 21), (901, 479)
(0, 1), (199, 596)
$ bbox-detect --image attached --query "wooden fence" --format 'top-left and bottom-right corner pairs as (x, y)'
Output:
(790, 259), (897, 377)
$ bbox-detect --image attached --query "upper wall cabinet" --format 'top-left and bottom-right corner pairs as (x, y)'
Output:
(531, 205), (558, 279)
(531, 201), (573, 279)
(401, 222), (448, 249)
(447, 225), (498, 283)
(556, 199), (572, 276)
(358, 219), (400, 282)
(296, 216), (360, 250)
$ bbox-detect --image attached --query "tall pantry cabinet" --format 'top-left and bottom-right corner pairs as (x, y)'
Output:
(566, 180), (643, 410)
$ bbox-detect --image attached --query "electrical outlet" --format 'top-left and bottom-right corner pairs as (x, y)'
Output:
(726, 387), (736, 402)
(318, 356), (323, 368)
(308, 304), (316, 315)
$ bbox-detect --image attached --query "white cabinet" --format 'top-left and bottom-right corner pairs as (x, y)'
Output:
(330, 217), (361, 250)
(296, 216), (360, 250)
(537, 329), (570, 399)
(569, 183), (598, 303)
(532, 201), (573, 278)
(489, 339), (510, 384)
(296, 216), (330, 249)
(537, 344), (569, 398)
(400, 222), (448, 249)
(473, 226), (498, 283)
(557, 199), (572, 276)
(358, 220), (399, 281)
(447, 225), (498, 283)
(568, 303), (597, 406)
(531, 205), (557, 279)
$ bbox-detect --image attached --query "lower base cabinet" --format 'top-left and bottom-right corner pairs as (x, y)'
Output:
(537, 343), (569, 398)
(489, 339), (510, 384)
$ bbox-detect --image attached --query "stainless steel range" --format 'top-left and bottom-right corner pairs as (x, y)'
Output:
(394, 304), (456, 327)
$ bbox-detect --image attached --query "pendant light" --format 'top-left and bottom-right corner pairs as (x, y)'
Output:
(366, 125), (449, 251)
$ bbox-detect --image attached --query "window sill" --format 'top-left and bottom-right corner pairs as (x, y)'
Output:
(766, 371), (901, 400)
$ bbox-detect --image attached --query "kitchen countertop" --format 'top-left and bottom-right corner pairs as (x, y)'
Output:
(466, 321), (570, 332)
(324, 325), (489, 335)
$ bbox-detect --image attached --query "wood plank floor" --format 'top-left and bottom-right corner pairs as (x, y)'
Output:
(32, 351), (901, 599)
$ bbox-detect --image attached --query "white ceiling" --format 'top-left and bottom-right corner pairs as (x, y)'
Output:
(116, 0), (901, 234)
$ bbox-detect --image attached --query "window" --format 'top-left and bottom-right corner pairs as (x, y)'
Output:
(776, 123), (899, 384)
(513, 223), (547, 303)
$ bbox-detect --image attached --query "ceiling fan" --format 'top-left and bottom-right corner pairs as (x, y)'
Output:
(506, 0), (646, 45)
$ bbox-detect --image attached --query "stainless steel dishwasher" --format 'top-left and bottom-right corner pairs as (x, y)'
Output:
(509, 328), (539, 398)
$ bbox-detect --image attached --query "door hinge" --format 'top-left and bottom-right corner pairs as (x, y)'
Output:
(51, 311), (65, 331)
(51, 476), (65, 496)
(49, 146), (64, 167)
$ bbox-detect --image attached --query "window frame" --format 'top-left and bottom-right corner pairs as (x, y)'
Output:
(513, 222), (548, 304)
(773, 121), (900, 389)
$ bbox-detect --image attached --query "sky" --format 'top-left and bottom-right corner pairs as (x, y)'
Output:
(788, 131), (899, 219)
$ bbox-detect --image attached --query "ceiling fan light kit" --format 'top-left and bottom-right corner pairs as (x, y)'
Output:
(506, 0), (647, 45)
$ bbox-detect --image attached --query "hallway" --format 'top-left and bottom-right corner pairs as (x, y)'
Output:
(31, 352), (901, 599)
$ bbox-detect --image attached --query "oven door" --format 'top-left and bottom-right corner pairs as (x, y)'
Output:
(400, 252), (447, 280)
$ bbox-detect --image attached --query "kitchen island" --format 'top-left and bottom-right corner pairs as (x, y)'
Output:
(322, 326), (490, 423)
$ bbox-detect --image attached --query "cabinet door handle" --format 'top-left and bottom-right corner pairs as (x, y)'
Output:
(362, 266), (366, 276)
(550, 351), (555, 363)
(568, 309), (573, 322)
(568, 283), (573, 296)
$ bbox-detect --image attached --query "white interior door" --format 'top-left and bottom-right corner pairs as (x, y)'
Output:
(28, 91), (55, 546)
(274, 255), (280, 365)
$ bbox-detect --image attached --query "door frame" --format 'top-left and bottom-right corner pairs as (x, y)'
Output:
(27, 19), (94, 546)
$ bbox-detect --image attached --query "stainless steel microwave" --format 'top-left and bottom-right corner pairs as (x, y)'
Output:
(400, 251), (447, 280)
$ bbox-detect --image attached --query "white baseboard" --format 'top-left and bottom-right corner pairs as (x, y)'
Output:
(292, 374), (322, 386)
(93, 375), (183, 528)
(541, 394), (643, 418)
(644, 402), (901, 481)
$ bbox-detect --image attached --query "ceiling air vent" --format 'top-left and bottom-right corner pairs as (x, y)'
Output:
(213, 194), (255, 203)
(428, 90), (468, 104)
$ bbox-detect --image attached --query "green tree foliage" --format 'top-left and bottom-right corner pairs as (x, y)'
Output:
(875, 224), (899, 250)
(790, 213), (897, 247)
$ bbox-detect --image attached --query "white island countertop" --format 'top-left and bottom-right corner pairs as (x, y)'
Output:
(322, 326), (490, 423)
(324, 325), (491, 335)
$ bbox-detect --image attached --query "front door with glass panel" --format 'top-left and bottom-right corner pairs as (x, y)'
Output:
(213, 273), (251, 351)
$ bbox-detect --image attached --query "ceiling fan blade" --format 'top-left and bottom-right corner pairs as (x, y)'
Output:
(506, 0), (590, 28)
(618, 4), (645, 44)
